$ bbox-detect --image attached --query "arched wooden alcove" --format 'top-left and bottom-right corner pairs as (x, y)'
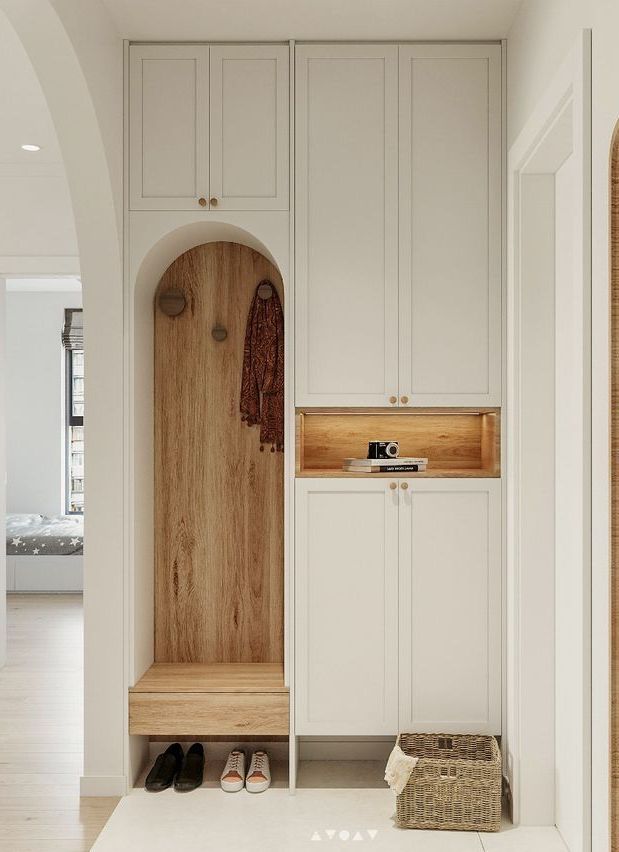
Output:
(154, 241), (284, 664)
(611, 123), (619, 846)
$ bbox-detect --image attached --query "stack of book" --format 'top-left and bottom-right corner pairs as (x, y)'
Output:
(342, 457), (428, 473)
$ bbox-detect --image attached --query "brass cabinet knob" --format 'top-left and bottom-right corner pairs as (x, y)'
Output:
(401, 395), (409, 404)
(198, 197), (207, 207)
(389, 395), (397, 405)
(389, 482), (398, 490)
(209, 197), (219, 207)
(400, 481), (409, 490)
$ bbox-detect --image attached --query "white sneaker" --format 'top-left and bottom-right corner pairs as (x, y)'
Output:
(220, 749), (246, 792)
(246, 750), (271, 793)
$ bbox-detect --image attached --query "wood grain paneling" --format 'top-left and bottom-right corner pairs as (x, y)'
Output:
(130, 663), (287, 693)
(129, 692), (289, 736)
(296, 409), (500, 477)
(154, 242), (284, 664)
(611, 124), (619, 850)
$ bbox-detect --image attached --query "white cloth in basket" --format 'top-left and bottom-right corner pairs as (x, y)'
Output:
(384, 741), (419, 795)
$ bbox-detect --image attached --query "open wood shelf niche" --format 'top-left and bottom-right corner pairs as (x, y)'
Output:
(296, 408), (501, 478)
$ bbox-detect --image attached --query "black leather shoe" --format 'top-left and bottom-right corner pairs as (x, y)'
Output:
(145, 743), (184, 792)
(174, 742), (205, 792)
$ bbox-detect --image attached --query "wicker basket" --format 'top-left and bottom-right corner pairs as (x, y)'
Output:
(395, 733), (502, 832)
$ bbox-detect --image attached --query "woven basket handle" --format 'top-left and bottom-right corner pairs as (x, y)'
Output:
(439, 766), (459, 780)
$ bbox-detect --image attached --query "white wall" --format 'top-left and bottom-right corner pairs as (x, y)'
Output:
(5, 287), (81, 516)
(0, 172), (77, 260)
(507, 1), (588, 147)
(508, 2), (615, 847)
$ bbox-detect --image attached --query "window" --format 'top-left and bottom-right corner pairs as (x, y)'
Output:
(63, 309), (84, 514)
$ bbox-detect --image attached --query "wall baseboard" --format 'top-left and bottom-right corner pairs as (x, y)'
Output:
(299, 737), (394, 761)
(80, 775), (127, 797)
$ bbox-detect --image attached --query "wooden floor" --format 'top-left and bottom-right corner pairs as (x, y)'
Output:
(0, 595), (118, 851)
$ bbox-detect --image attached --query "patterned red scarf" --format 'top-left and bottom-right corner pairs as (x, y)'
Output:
(240, 281), (284, 452)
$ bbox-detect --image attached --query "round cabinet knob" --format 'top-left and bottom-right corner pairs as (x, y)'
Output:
(389, 395), (397, 405)
(400, 481), (409, 490)
(198, 197), (207, 207)
(400, 395), (409, 404)
(389, 482), (398, 490)
(209, 197), (219, 207)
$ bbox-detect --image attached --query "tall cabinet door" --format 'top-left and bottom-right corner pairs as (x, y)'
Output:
(398, 45), (502, 406)
(129, 45), (209, 210)
(295, 45), (399, 407)
(209, 45), (289, 210)
(295, 479), (399, 735)
(399, 480), (501, 733)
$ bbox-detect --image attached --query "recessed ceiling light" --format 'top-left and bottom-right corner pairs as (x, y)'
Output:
(21, 144), (41, 152)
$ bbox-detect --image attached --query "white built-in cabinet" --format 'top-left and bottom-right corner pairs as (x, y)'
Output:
(295, 44), (502, 407)
(295, 478), (501, 736)
(295, 45), (399, 408)
(398, 480), (501, 734)
(294, 479), (399, 735)
(129, 44), (289, 211)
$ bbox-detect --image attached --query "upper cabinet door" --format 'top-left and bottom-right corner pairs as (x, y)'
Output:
(130, 45), (209, 211)
(209, 45), (289, 211)
(398, 45), (502, 406)
(398, 480), (501, 734)
(295, 45), (399, 407)
(295, 479), (399, 735)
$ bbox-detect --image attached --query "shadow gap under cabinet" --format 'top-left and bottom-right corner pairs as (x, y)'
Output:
(295, 408), (500, 478)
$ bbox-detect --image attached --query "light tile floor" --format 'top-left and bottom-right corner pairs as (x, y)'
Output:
(93, 760), (567, 852)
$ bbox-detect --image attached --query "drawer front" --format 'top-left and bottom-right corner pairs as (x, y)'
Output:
(129, 692), (289, 736)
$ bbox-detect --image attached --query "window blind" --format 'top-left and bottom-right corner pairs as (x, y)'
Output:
(62, 308), (83, 350)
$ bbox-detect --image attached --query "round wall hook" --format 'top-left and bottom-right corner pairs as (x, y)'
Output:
(212, 324), (228, 342)
(257, 281), (274, 300)
(158, 287), (186, 317)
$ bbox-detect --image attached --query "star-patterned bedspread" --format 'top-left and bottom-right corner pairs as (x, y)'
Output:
(6, 514), (83, 556)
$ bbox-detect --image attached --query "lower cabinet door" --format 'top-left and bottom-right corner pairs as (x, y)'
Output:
(398, 480), (501, 734)
(295, 479), (399, 735)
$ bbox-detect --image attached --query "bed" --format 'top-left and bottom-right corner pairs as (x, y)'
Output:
(6, 514), (83, 592)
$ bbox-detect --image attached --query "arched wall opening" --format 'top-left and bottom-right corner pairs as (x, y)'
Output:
(129, 221), (290, 783)
(0, 1), (125, 795)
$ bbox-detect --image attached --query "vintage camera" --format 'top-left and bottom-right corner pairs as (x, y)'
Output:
(367, 441), (399, 460)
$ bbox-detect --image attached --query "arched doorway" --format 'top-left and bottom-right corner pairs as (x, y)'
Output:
(0, 0), (125, 798)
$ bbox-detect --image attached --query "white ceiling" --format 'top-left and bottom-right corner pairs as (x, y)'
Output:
(101, 0), (522, 42)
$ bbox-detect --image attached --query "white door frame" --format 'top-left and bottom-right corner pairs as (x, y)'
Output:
(506, 30), (591, 845)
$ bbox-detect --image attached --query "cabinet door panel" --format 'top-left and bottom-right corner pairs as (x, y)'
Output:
(399, 480), (501, 733)
(295, 479), (399, 735)
(209, 45), (289, 210)
(399, 45), (501, 406)
(129, 45), (209, 210)
(295, 45), (399, 406)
